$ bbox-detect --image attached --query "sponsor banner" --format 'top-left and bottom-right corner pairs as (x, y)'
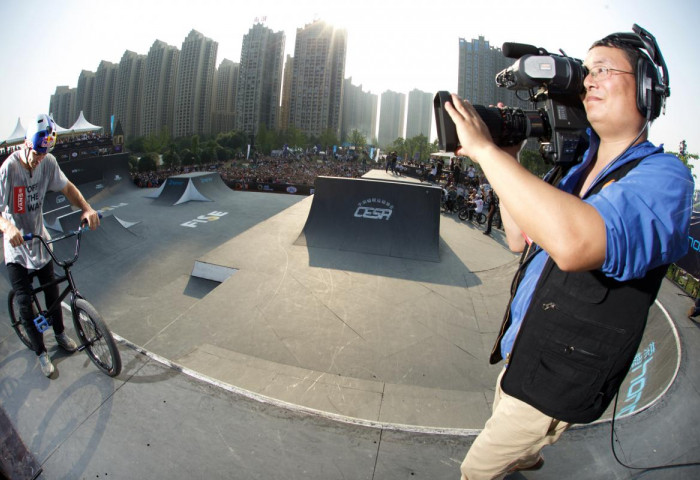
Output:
(225, 181), (312, 196)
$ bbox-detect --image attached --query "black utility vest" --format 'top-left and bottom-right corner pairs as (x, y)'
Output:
(492, 158), (667, 424)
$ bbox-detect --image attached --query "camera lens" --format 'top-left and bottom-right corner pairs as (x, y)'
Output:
(472, 105), (548, 147)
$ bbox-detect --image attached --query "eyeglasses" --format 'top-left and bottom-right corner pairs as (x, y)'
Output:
(585, 65), (635, 81)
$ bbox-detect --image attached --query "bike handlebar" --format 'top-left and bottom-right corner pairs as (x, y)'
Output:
(22, 212), (103, 268)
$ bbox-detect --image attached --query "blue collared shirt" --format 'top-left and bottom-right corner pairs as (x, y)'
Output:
(500, 131), (694, 360)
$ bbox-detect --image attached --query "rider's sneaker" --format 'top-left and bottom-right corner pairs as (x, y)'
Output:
(55, 332), (78, 353)
(39, 352), (55, 377)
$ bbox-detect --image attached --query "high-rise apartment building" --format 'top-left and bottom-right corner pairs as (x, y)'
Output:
(141, 40), (180, 137)
(279, 55), (294, 132)
(235, 23), (285, 137)
(340, 78), (378, 143)
(173, 29), (218, 138)
(75, 70), (96, 124)
(286, 20), (347, 138)
(114, 51), (146, 138)
(458, 36), (529, 109)
(92, 60), (118, 133)
(49, 86), (77, 128)
(211, 59), (240, 135)
(405, 89), (432, 139)
(378, 90), (406, 148)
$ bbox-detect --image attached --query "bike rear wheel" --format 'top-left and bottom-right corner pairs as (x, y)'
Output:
(476, 213), (487, 225)
(8, 290), (36, 350)
(72, 298), (121, 377)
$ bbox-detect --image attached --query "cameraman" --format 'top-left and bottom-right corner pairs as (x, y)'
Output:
(445, 33), (693, 479)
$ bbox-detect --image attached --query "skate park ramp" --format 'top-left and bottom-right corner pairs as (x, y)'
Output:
(295, 176), (442, 262)
(42, 153), (134, 230)
(48, 210), (143, 270)
(147, 172), (228, 205)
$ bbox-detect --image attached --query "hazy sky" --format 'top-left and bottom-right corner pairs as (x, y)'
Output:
(1, 0), (699, 163)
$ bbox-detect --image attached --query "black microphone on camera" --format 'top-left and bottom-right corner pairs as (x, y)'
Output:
(502, 42), (549, 59)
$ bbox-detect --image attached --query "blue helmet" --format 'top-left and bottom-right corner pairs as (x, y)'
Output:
(25, 114), (57, 153)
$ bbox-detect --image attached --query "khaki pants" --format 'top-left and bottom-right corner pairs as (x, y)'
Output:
(460, 369), (571, 480)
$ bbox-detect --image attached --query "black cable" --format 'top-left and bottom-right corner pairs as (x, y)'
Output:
(610, 391), (700, 472)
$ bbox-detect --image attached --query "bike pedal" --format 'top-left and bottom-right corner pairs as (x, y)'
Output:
(34, 315), (50, 333)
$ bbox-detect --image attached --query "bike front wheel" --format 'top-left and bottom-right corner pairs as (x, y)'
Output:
(8, 290), (36, 350)
(72, 298), (122, 377)
(458, 207), (470, 221)
(476, 213), (487, 225)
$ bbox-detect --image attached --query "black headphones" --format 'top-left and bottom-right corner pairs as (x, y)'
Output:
(601, 24), (670, 121)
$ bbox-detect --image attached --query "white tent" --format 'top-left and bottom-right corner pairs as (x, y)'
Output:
(0, 118), (26, 147)
(1, 115), (76, 149)
(68, 111), (103, 134)
(55, 121), (72, 136)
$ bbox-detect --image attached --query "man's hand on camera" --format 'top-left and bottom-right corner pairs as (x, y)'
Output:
(444, 93), (496, 162)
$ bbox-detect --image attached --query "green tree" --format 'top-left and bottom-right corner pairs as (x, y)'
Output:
(256, 124), (279, 155)
(162, 149), (180, 169)
(669, 140), (697, 178)
(137, 152), (158, 172)
(319, 128), (339, 153)
(389, 137), (406, 159)
(349, 129), (367, 150)
(518, 148), (550, 177)
(200, 147), (214, 164)
(215, 145), (228, 161)
(191, 135), (200, 157)
(216, 131), (248, 151)
(180, 148), (197, 165)
(126, 136), (146, 154)
(281, 126), (308, 150)
(143, 127), (171, 153)
(404, 134), (434, 163)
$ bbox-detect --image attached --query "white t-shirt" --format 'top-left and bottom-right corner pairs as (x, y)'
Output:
(0, 151), (68, 268)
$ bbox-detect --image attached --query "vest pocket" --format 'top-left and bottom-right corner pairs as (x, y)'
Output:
(556, 271), (610, 304)
(523, 349), (604, 411)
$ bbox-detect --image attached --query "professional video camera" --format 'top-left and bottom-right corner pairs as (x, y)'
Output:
(435, 43), (590, 165)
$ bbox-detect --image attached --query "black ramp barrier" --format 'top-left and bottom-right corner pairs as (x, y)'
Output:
(296, 176), (442, 262)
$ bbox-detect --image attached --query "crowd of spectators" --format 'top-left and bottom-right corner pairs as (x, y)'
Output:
(131, 154), (373, 189)
(0, 132), (117, 163)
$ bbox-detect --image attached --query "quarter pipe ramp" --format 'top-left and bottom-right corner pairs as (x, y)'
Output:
(295, 176), (442, 262)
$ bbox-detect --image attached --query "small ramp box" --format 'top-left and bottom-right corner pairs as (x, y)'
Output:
(296, 176), (441, 262)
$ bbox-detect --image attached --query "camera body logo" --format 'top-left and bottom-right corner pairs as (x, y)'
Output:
(354, 198), (393, 221)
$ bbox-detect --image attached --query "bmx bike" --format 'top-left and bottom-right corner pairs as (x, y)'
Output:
(457, 205), (487, 224)
(7, 220), (122, 377)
